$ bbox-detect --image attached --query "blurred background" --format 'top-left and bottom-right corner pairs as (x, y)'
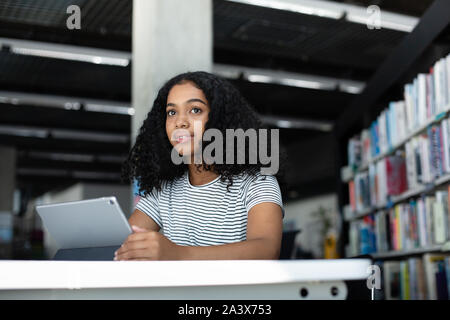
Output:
(0, 0), (445, 272)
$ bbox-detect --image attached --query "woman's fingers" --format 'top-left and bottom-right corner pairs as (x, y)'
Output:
(116, 240), (149, 255)
(115, 248), (154, 261)
(131, 225), (148, 233)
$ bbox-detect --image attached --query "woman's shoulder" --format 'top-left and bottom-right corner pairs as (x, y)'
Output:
(240, 170), (277, 182)
(237, 170), (279, 191)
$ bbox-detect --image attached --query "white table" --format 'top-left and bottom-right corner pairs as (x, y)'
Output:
(0, 259), (372, 300)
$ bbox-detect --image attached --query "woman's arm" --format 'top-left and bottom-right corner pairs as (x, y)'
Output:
(179, 202), (283, 260)
(116, 202), (283, 260)
(128, 209), (161, 232)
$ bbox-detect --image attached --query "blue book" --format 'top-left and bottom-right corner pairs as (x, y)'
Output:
(386, 108), (392, 150)
(436, 126), (444, 176)
(360, 224), (371, 255)
(436, 260), (449, 300)
(389, 102), (397, 146)
(370, 122), (376, 158)
(375, 121), (380, 155)
(371, 120), (380, 156)
(445, 257), (450, 300)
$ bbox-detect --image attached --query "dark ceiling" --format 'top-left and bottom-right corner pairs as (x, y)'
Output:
(0, 0), (436, 202)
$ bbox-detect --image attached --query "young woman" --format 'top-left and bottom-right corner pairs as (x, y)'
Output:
(116, 71), (286, 261)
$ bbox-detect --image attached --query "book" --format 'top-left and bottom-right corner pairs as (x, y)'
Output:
(416, 258), (427, 300)
(400, 260), (410, 300)
(416, 197), (428, 248)
(418, 74), (427, 125)
(385, 155), (407, 196)
(447, 185), (450, 241)
(433, 191), (448, 244)
(423, 253), (449, 300)
(375, 210), (388, 252)
(409, 200), (419, 249)
(425, 196), (435, 245)
(446, 55), (450, 107)
(362, 129), (371, 165)
(408, 258), (417, 300)
(348, 180), (356, 212)
(445, 257), (450, 299)
(441, 119), (450, 173)
(435, 259), (449, 300)
(383, 261), (401, 300)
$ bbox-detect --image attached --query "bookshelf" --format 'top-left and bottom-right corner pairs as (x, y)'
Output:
(370, 243), (448, 260)
(334, 0), (450, 300)
(341, 103), (450, 182)
(343, 168), (450, 222)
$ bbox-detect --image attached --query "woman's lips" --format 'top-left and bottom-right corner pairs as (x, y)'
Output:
(176, 135), (193, 143)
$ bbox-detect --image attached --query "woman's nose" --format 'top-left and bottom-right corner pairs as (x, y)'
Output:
(175, 115), (189, 129)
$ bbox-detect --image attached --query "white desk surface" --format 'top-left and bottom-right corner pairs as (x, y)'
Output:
(0, 259), (371, 290)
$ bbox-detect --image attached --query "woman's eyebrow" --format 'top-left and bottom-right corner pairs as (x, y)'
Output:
(186, 98), (207, 105)
(167, 98), (207, 108)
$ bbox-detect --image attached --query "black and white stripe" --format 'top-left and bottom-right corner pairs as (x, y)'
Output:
(136, 171), (284, 246)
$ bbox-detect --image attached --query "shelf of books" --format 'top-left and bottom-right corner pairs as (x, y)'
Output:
(341, 53), (450, 300)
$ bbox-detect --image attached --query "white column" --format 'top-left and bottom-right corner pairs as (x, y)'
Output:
(132, 0), (213, 143)
(130, 0), (213, 207)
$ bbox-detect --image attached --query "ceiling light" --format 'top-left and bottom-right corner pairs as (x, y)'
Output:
(345, 11), (416, 32)
(228, 0), (342, 19)
(84, 103), (135, 115)
(215, 64), (364, 93)
(0, 125), (48, 138)
(226, 0), (418, 32)
(276, 120), (293, 128)
(260, 115), (333, 132)
(247, 72), (335, 91)
(0, 91), (134, 115)
(0, 124), (129, 143)
(1, 38), (131, 67)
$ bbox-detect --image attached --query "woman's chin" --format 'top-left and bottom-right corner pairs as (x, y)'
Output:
(174, 142), (201, 157)
(174, 147), (194, 159)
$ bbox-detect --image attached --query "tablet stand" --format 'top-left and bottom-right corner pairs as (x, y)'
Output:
(53, 246), (120, 261)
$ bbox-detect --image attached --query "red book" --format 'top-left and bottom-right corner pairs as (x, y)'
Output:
(349, 180), (356, 212)
(386, 156), (408, 195)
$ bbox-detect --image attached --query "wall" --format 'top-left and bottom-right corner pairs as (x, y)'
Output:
(283, 193), (341, 258)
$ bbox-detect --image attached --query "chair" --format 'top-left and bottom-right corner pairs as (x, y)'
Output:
(279, 229), (301, 259)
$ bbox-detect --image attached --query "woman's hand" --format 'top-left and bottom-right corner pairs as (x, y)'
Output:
(114, 225), (182, 261)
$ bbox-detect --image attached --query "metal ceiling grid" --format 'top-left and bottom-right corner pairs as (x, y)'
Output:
(0, 0), (131, 38)
(0, 51), (131, 101)
(213, 0), (406, 71)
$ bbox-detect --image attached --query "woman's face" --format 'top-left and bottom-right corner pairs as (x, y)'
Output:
(166, 81), (210, 158)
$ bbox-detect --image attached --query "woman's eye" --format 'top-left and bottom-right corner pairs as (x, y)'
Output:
(191, 107), (201, 114)
(167, 110), (175, 116)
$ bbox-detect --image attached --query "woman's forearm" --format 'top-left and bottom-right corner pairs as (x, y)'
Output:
(175, 238), (280, 260)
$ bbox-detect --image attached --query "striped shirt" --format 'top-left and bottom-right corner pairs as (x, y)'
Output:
(136, 171), (284, 246)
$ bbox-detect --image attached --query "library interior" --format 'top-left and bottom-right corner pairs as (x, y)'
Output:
(0, 0), (449, 301)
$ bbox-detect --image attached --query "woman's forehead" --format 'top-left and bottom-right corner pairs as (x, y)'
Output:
(167, 82), (208, 104)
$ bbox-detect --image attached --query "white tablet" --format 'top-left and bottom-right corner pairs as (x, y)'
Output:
(36, 197), (132, 249)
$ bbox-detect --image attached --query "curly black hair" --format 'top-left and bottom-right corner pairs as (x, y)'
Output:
(121, 71), (288, 197)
